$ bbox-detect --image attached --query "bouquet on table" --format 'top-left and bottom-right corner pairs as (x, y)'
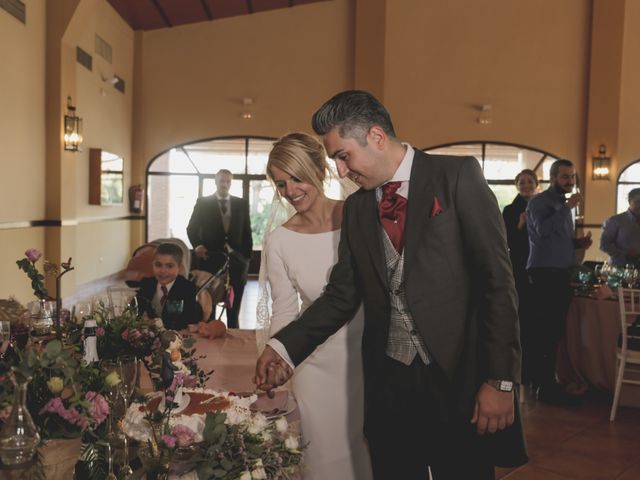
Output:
(123, 385), (304, 479)
(63, 300), (214, 391)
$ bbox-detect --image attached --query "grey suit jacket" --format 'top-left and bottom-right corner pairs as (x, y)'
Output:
(274, 149), (525, 465)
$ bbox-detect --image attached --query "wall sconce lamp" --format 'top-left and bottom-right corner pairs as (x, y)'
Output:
(592, 144), (611, 180)
(63, 96), (83, 151)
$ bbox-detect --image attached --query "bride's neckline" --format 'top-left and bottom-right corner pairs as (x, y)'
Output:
(280, 226), (340, 235)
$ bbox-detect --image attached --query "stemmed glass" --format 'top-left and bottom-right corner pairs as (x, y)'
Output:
(102, 360), (122, 442)
(107, 287), (138, 318)
(0, 321), (10, 359)
(117, 355), (137, 477)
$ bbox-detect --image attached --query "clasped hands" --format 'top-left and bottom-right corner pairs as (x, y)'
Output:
(253, 345), (293, 397)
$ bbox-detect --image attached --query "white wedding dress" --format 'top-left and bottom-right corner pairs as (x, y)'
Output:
(265, 226), (373, 480)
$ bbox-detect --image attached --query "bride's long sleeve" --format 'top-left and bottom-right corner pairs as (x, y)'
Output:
(265, 236), (300, 336)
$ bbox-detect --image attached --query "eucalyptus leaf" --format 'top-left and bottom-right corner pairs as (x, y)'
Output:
(45, 340), (62, 357)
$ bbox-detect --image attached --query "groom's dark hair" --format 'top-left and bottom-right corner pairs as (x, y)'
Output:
(311, 90), (396, 146)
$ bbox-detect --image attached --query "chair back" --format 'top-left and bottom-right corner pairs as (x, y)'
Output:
(617, 287), (640, 353)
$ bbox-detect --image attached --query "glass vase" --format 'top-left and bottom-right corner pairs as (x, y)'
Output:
(138, 444), (170, 480)
(31, 298), (53, 336)
(0, 375), (40, 466)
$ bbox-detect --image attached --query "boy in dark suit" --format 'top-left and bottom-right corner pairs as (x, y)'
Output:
(136, 243), (201, 330)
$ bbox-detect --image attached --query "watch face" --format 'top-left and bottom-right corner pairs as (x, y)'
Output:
(499, 381), (514, 391)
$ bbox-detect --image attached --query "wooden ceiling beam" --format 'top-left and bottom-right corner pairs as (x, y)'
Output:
(200, 0), (213, 20)
(150, 0), (172, 27)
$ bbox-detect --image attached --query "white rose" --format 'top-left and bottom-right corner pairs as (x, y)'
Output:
(274, 417), (288, 433)
(261, 431), (272, 442)
(251, 459), (267, 479)
(239, 471), (252, 480)
(248, 413), (268, 434)
(284, 435), (299, 451)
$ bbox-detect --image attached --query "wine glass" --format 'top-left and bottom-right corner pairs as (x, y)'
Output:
(0, 321), (10, 359)
(117, 355), (137, 476)
(107, 287), (138, 318)
(102, 360), (122, 442)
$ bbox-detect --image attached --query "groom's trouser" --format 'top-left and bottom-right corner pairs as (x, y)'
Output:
(366, 356), (495, 480)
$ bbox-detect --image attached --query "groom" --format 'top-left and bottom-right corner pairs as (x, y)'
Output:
(255, 91), (527, 479)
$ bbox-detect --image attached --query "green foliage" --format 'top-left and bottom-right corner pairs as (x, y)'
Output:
(16, 257), (48, 299)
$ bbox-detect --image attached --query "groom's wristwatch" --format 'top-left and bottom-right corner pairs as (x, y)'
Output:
(487, 379), (514, 392)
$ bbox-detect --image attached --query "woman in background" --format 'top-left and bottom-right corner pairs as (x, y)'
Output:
(502, 169), (539, 389)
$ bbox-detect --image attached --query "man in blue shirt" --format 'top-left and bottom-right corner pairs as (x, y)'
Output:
(526, 159), (592, 404)
(600, 188), (640, 266)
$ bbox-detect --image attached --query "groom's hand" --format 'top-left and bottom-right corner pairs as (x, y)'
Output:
(253, 345), (293, 396)
(471, 383), (515, 435)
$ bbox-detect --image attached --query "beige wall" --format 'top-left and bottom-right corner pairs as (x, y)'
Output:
(0, 0), (134, 303)
(384, 0), (591, 161)
(0, 0), (46, 221)
(135, 0), (355, 170)
(0, 1), (47, 302)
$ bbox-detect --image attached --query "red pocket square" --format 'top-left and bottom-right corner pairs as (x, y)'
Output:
(430, 197), (444, 217)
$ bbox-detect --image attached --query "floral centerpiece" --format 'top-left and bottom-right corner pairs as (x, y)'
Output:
(123, 384), (304, 479)
(73, 303), (214, 390)
(0, 340), (111, 438)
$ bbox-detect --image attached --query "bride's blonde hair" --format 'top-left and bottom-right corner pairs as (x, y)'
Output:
(267, 132), (329, 196)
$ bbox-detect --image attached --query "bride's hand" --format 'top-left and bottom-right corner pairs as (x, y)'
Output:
(254, 346), (293, 395)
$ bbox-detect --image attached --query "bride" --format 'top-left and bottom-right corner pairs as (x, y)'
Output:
(258, 132), (373, 479)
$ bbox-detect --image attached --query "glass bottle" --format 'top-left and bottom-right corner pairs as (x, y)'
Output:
(0, 375), (40, 466)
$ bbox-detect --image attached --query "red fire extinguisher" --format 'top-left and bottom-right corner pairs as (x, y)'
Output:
(129, 185), (144, 214)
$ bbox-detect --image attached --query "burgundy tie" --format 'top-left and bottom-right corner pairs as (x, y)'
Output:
(379, 182), (407, 252)
(160, 285), (168, 306)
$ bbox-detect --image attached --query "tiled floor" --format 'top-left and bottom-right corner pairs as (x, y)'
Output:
(496, 389), (640, 479)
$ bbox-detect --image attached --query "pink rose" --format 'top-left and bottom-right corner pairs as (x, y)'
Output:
(25, 248), (42, 263)
(85, 391), (109, 426)
(121, 329), (129, 341)
(161, 434), (177, 448)
(96, 327), (105, 337)
(171, 424), (195, 447)
(129, 329), (142, 341)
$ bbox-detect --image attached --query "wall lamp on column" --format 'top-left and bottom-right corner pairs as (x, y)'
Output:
(63, 96), (83, 151)
(592, 144), (611, 180)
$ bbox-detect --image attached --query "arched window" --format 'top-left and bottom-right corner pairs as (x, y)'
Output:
(423, 141), (562, 210)
(146, 136), (346, 255)
(146, 136), (277, 250)
(617, 161), (640, 213)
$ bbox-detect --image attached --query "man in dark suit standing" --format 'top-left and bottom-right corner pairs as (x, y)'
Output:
(255, 91), (526, 479)
(187, 169), (253, 328)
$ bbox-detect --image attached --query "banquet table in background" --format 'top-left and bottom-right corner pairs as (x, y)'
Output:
(556, 295), (640, 407)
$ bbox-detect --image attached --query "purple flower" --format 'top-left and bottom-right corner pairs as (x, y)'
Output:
(171, 424), (195, 447)
(161, 434), (177, 448)
(25, 248), (42, 263)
